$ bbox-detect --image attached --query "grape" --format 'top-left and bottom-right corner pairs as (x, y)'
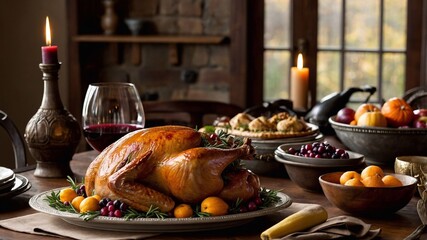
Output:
(77, 185), (87, 197)
(287, 147), (296, 154)
(100, 207), (109, 216)
(98, 198), (127, 218)
(253, 196), (263, 206)
(247, 201), (257, 211)
(113, 199), (121, 209)
(120, 202), (128, 211)
(238, 206), (248, 213)
(114, 210), (122, 218)
(107, 205), (115, 212)
(286, 141), (349, 159)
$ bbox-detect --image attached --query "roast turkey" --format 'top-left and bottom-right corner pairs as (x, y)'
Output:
(85, 125), (260, 213)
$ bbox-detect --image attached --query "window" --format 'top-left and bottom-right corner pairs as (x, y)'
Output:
(258, 0), (423, 110)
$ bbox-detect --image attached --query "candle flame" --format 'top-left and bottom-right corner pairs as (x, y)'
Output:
(45, 16), (51, 46)
(297, 53), (304, 69)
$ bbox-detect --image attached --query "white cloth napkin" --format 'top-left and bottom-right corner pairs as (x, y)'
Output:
(0, 213), (159, 240)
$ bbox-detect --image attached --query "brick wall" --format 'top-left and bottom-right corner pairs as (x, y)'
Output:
(100, 0), (231, 103)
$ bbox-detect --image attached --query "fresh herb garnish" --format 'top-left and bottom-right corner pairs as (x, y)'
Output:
(123, 206), (168, 220)
(66, 176), (80, 191)
(228, 188), (281, 214)
(80, 211), (101, 221)
(259, 188), (281, 208)
(228, 198), (244, 214)
(44, 190), (77, 213)
(194, 205), (211, 217)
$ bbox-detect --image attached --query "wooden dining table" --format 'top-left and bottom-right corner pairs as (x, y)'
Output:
(0, 136), (423, 240)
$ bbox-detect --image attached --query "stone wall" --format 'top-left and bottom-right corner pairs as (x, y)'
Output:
(100, 0), (232, 103)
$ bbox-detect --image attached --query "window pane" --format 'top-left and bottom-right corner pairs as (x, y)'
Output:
(345, 0), (380, 50)
(264, 50), (291, 100)
(317, 51), (340, 98)
(383, 53), (405, 100)
(344, 52), (379, 101)
(264, 0), (291, 48)
(383, 0), (407, 50)
(318, 0), (342, 49)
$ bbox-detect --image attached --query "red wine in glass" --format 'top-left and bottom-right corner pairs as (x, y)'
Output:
(83, 123), (143, 152)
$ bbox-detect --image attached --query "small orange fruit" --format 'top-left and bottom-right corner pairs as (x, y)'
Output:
(59, 187), (78, 203)
(340, 171), (362, 185)
(362, 174), (385, 187)
(79, 196), (101, 213)
(382, 175), (403, 187)
(71, 196), (85, 212)
(361, 165), (385, 180)
(92, 194), (102, 201)
(344, 178), (364, 187)
(173, 204), (193, 218)
(201, 196), (229, 216)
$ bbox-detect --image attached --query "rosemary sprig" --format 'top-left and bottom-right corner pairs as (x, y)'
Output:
(259, 188), (281, 208)
(194, 205), (211, 217)
(80, 211), (101, 221)
(123, 205), (168, 220)
(228, 198), (244, 214)
(201, 130), (244, 149)
(66, 176), (80, 191)
(44, 190), (77, 213)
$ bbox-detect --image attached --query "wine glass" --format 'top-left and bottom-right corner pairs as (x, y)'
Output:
(82, 82), (145, 152)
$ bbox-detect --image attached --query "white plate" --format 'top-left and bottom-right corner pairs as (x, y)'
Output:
(0, 167), (14, 185)
(0, 174), (31, 199)
(29, 188), (292, 232)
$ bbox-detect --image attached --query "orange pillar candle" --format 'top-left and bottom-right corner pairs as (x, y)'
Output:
(290, 53), (309, 110)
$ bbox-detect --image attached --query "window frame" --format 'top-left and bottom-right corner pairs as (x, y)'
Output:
(247, 0), (426, 108)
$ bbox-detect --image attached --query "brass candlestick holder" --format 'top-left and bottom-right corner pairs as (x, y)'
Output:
(24, 63), (81, 178)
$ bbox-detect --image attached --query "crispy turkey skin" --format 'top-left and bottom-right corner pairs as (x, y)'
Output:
(85, 125), (260, 213)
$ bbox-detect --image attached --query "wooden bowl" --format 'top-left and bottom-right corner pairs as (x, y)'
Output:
(319, 172), (418, 215)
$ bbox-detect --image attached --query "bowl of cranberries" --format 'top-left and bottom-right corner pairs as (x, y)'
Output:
(274, 141), (366, 192)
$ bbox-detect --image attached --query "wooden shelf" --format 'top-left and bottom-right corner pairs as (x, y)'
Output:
(72, 35), (228, 44)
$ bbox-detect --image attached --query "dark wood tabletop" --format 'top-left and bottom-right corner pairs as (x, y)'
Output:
(0, 137), (422, 240)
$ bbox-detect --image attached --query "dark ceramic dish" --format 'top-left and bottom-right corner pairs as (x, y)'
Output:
(329, 116), (427, 166)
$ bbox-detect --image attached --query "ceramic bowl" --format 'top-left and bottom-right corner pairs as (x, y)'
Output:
(395, 156), (427, 195)
(319, 172), (417, 215)
(241, 159), (286, 177)
(275, 146), (366, 192)
(329, 116), (427, 166)
(275, 143), (364, 166)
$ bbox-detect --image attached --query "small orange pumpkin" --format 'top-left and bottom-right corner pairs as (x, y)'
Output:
(357, 112), (387, 127)
(355, 103), (381, 122)
(381, 97), (414, 127)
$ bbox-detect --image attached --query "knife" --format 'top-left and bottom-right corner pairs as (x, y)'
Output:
(404, 191), (427, 240)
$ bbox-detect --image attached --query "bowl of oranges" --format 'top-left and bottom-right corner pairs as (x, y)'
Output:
(319, 165), (417, 215)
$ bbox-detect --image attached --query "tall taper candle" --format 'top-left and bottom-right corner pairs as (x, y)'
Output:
(41, 16), (58, 64)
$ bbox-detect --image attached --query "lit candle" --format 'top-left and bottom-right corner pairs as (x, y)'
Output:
(290, 53), (309, 110)
(41, 16), (58, 64)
